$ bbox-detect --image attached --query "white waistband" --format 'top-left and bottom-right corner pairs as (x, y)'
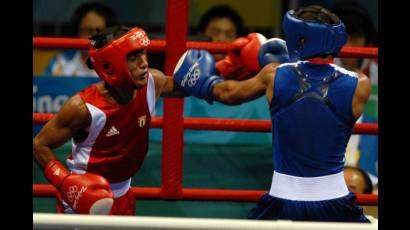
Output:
(110, 178), (132, 198)
(269, 171), (349, 201)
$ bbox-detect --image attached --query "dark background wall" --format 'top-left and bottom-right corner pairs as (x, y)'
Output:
(33, 0), (378, 38)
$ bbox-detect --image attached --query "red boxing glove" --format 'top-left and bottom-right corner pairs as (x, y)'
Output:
(239, 33), (267, 72)
(216, 33), (267, 81)
(44, 160), (114, 214)
(216, 52), (254, 81)
(216, 37), (253, 80)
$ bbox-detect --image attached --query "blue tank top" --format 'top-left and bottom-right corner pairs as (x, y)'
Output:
(270, 61), (358, 177)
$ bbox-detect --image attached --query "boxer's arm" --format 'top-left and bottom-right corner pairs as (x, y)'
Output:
(33, 94), (114, 215)
(213, 63), (279, 105)
(352, 72), (372, 119)
(149, 68), (187, 99)
(33, 94), (91, 168)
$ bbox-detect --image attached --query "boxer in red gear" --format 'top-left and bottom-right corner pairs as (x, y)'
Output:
(33, 26), (184, 215)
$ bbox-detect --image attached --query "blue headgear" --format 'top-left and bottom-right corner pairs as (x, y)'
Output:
(282, 6), (347, 61)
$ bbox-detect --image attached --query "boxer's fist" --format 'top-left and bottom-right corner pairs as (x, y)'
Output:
(60, 173), (114, 214)
(258, 38), (290, 67)
(216, 52), (254, 81)
(44, 160), (114, 214)
(174, 49), (223, 104)
(216, 33), (267, 80)
(240, 33), (268, 72)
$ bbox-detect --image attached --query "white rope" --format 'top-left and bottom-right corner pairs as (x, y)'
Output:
(33, 213), (378, 230)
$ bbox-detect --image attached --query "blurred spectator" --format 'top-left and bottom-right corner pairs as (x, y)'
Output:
(344, 166), (374, 194)
(197, 5), (247, 61)
(44, 2), (118, 77)
(331, 0), (378, 72)
(333, 1), (378, 187)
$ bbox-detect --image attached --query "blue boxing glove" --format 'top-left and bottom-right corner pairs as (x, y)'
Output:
(258, 38), (290, 68)
(174, 49), (223, 104)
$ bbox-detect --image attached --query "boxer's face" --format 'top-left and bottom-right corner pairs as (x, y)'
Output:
(127, 49), (148, 89)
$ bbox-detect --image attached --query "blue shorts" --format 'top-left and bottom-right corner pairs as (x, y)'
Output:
(248, 192), (370, 222)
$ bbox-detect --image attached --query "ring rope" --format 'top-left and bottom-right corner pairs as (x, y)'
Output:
(33, 113), (378, 134)
(32, 184), (378, 206)
(33, 37), (378, 58)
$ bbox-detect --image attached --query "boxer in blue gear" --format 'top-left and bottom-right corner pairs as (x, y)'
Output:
(174, 5), (372, 222)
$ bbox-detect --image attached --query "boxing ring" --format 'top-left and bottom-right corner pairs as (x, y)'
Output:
(33, 0), (378, 229)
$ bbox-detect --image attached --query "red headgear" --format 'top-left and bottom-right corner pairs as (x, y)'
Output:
(89, 27), (150, 87)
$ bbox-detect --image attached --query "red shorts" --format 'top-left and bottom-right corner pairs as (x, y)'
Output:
(56, 188), (136, 215)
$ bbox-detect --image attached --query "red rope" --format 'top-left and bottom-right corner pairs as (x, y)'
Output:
(33, 37), (90, 49)
(355, 194), (379, 206)
(32, 184), (378, 205)
(352, 123), (378, 135)
(33, 113), (54, 124)
(339, 46), (378, 59)
(33, 113), (378, 135)
(33, 37), (378, 58)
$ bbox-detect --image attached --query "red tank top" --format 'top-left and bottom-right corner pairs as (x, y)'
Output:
(66, 78), (153, 183)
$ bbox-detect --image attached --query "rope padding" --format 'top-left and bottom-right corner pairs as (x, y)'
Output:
(33, 113), (378, 134)
(33, 37), (378, 58)
(33, 184), (378, 205)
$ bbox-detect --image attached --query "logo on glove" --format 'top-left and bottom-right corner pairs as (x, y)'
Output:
(66, 185), (88, 210)
(181, 62), (200, 87)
